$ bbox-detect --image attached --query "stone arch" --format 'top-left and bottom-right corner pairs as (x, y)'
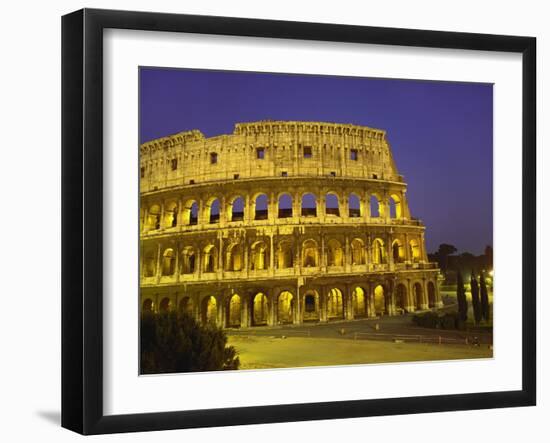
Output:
(142, 249), (156, 277)
(372, 238), (386, 264)
(201, 295), (217, 325)
(226, 243), (244, 271)
(227, 294), (241, 327)
(142, 298), (154, 313)
(301, 193), (317, 217)
(302, 289), (320, 322)
(178, 296), (193, 316)
(277, 291), (294, 324)
(302, 239), (319, 268)
(369, 194), (385, 218)
(392, 239), (405, 263)
(348, 193), (362, 218)
(182, 200), (198, 225)
(148, 204), (161, 230)
(254, 193), (268, 220)
(325, 192), (340, 216)
(203, 244), (218, 273)
(252, 292), (269, 326)
(427, 281), (436, 308)
(277, 240), (294, 269)
(159, 297), (171, 313)
(164, 201), (178, 228)
(228, 196), (245, 222)
(414, 282), (424, 310)
(410, 238), (421, 262)
(205, 197), (220, 224)
(327, 239), (343, 267)
(250, 240), (268, 271)
(396, 283), (407, 312)
(180, 246), (196, 274)
(278, 193), (293, 218)
(373, 284), (387, 315)
(161, 248), (176, 276)
(327, 288), (344, 320)
(352, 287), (367, 317)
(351, 238), (365, 265)
(389, 194), (402, 219)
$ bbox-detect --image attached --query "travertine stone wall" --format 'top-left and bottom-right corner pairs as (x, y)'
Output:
(139, 121), (441, 328)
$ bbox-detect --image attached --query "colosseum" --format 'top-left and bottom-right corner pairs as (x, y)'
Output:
(139, 120), (442, 328)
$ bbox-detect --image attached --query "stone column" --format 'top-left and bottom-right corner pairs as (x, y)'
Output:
(267, 290), (276, 326)
(174, 242), (180, 283)
(269, 233), (275, 276)
(155, 242), (162, 284)
(368, 283), (376, 318)
(241, 294), (250, 328)
(319, 286), (328, 322)
(218, 295), (226, 328)
(344, 235), (351, 272)
(345, 285), (353, 320)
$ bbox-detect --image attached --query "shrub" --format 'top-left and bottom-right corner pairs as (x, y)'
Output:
(140, 312), (240, 374)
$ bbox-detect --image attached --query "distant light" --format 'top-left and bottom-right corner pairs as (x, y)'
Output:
(489, 270), (494, 277)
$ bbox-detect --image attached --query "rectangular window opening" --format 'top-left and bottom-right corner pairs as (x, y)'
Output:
(171, 158), (178, 170)
(350, 149), (358, 161)
(303, 146), (312, 158)
(210, 152), (218, 164)
(256, 147), (265, 159)
(281, 171), (288, 177)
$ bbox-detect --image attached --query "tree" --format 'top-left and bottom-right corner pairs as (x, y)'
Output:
(470, 271), (482, 324)
(140, 312), (240, 374)
(435, 243), (457, 272)
(456, 270), (468, 322)
(480, 270), (490, 321)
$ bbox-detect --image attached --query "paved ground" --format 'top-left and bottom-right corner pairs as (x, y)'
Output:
(226, 307), (493, 345)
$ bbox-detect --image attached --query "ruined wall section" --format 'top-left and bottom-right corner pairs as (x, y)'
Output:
(140, 121), (402, 193)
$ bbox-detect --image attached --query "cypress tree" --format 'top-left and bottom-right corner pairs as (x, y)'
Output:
(470, 271), (482, 324)
(456, 271), (468, 322)
(480, 270), (490, 321)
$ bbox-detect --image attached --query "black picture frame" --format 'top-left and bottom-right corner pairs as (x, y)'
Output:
(61, 8), (536, 435)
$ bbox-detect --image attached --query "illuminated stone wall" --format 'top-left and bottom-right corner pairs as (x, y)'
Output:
(140, 121), (442, 328)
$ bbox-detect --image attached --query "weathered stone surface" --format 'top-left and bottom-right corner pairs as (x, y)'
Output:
(140, 121), (442, 328)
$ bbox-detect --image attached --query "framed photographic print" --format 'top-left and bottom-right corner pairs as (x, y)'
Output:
(61, 8), (536, 435)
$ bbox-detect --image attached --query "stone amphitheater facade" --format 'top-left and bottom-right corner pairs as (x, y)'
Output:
(140, 120), (442, 328)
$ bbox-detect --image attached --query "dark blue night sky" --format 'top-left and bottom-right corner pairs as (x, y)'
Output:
(139, 68), (493, 255)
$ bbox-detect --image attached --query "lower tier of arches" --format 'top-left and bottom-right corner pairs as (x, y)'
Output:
(140, 273), (442, 328)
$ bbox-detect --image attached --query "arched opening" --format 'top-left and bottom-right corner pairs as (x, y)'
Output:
(227, 294), (241, 327)
(352, 287), (367, 317)
(372, 238), (386, 264)
(207, 198), (220, 224)
(351, 238), (365, 265)
(159, 297), (171, 313)
(392, 239), (404, 263)
(410, 239), (421, 262)
(301, 193), (317, 217)
(178, 296), (193, 316)
(201, 296), (218, 325)
(327, 239), (343, 267)
(250, 241), (268, 271)
(370, 195), (381, 218)
(414, 282), (424, 310)
(148, 204), (161, 230)
(348, 193), (361, 218)
(277, 241), (294, 269)
(302, 239), (319, 268)
(142, 298), (154, 313)
(389, 194), (402, 219)
(277, 291), (294, 324)
(373, 285), (386, 315)
(278, 193), (293, 218)
(227, 243), (243, 271)
(325, 193), (340, 216)
(253, 292), (269, 326)
(180, 247), (196, 274)
(143, 250), (156, 277)
(254, 194), (268, 220)
(182, 200), (198, 226)
(229, 196), (245, 222)
(327, 288), (344, 320)
(203, 245), (218, 273)
(396, 284), (407, 312)
(303, 291), (320, 322)
(427, 281), (436, 308)
(164, 201), (178, 228)
(161, 248), (176, 276)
